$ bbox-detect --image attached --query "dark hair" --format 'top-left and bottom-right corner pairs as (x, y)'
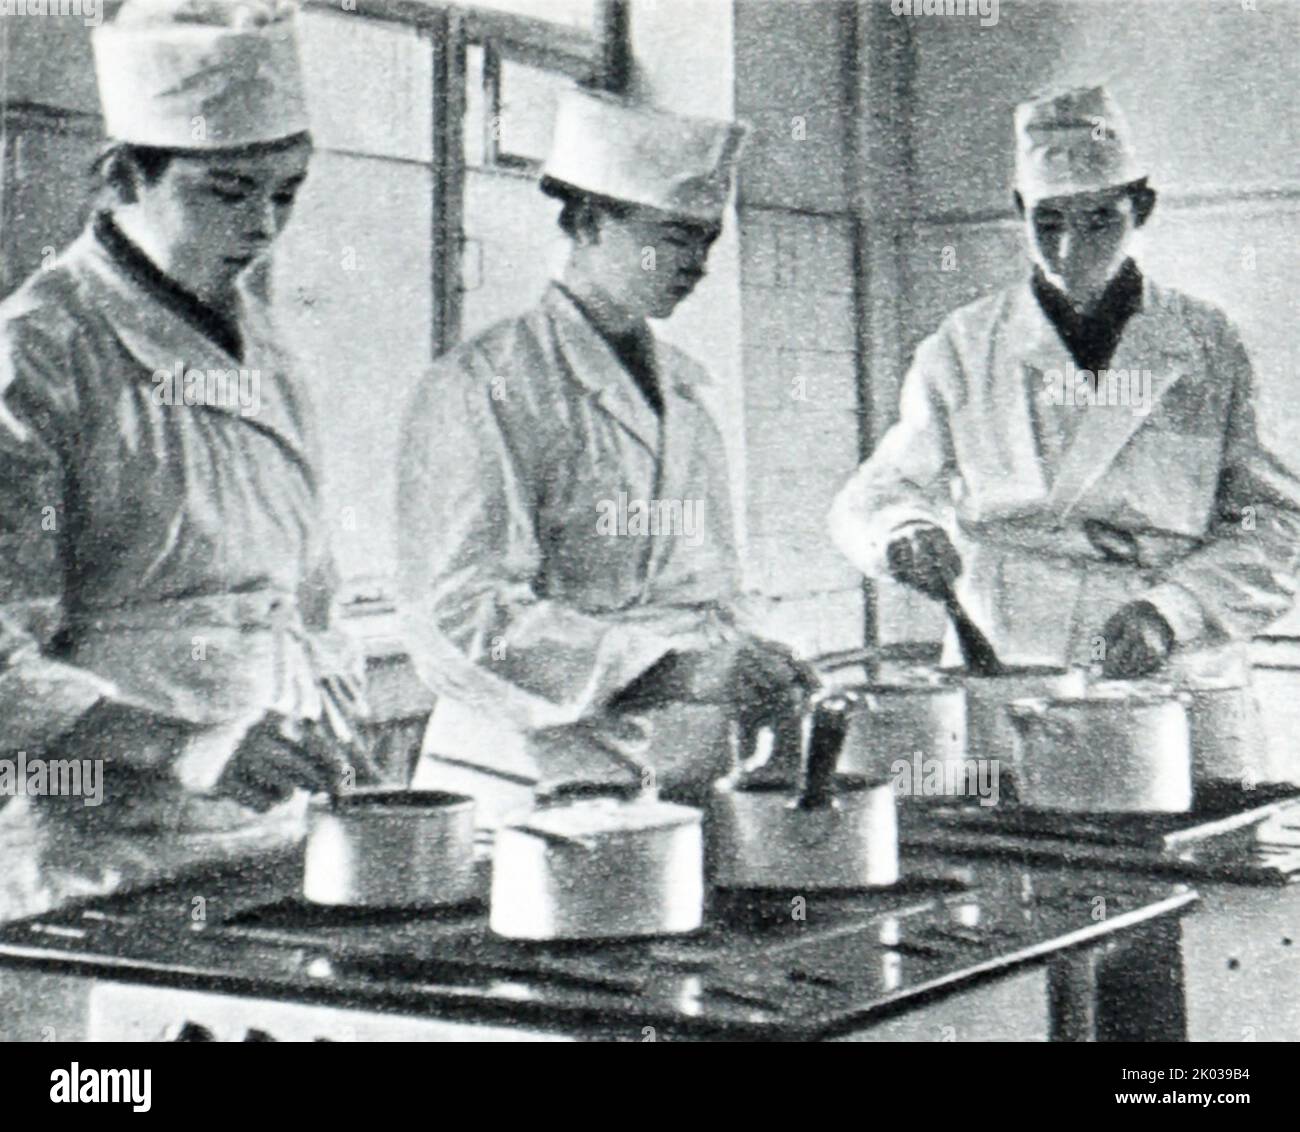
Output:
(541, 176), (634, 240)
(1013, 178), (1158, 228)
(92, 143), (176, 192)
(540, 175), (724, 247)
(92, 131), (314, 198)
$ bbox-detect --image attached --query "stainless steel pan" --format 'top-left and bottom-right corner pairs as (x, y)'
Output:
(710, 691), (899, 889)
(1006, 682), (1193, 812)
(303, 788), (477, 907)
(490, 780), (705, 941)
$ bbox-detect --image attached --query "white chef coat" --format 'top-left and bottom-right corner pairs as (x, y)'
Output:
(397, 285), (751, 825)
(830, 275), (1300, 680)
(0, 219), (362, 809)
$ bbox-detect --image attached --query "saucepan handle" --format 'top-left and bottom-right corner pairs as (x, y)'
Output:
(794, 691), (852, 809)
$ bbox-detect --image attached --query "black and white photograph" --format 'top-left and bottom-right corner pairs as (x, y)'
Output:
(0, 0), (1297, 1076)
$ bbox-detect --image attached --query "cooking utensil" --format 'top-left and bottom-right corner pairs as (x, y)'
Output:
(933, 577), (1004, 677)
(1006, 682), (1193, 812)
(952, 666), (1089, 764)
(833, 668), (967, 791)
(709, 692), (900, 890)
(490, 780), (705, 941)
(1181, 675), (1262, 786)
(302, 788), (477, 908)
(797, 696), (846, 808)
(1242, 661), (1300, 786)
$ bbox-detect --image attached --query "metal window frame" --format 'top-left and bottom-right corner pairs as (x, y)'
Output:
(298, 1), (629, 354)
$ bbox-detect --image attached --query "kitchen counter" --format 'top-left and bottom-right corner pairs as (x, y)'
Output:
(0, 849), (1194, 1042)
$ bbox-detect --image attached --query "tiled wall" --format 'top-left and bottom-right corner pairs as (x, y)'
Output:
(733, 1), (868, 660)
(738, 208), (866, 657)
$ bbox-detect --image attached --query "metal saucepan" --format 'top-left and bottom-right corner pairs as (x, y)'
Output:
(1081, 518), (1268, 788)
(490, 780), (705, 941)
(1006, 681), (1193, 812)
(1241, 660), (1300, 786)
(303, 788), (478, 908)
(835, 668), (968, 792)
(950, 665), (1090, 764)
(813, 650), (966, 792)
(709, 691), (899, 889)
(1180, 675), (1262, 786)
(813, 653), (1087, 801)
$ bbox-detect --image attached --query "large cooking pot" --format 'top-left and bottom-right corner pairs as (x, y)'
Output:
(1180, 675), (1264, 786)
(490, 781), (704, 941)
(710, 692), (899, 889)
(1006, 681), (1193, 812)
(950, 666), (1089, 762)
(303, 788), (477, 908)
(1246, 661), (1300, 786)
(836, 667), (966, 789)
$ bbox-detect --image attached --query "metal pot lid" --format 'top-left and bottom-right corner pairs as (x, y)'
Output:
(505, 794), (703, 838)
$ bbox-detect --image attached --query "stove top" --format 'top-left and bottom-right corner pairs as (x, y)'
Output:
(901, 784), (1300, 884)
(0, 851), (1196, 1040)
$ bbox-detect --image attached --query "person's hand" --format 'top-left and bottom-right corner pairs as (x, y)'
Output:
(725, 637), (820, 734)
(1100, 601), (1174, 679)
(611, 638), (817, 723)
(215, 712), (381, 811)
(886, 524), (962, 599)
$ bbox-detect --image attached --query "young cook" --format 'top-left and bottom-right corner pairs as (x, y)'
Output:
(830, 85), (1300, 695)
(0, 0), (373, 862)
(397, 91), (814, 824)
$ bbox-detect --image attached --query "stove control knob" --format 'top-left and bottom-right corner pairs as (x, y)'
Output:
(164, 1020), (217, 1042)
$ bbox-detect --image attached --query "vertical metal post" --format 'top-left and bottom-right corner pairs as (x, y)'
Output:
(429, 10), (465, 357)
(594, 0), (631, 93)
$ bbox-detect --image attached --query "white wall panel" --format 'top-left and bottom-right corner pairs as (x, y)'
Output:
(271, 152), (434, 585)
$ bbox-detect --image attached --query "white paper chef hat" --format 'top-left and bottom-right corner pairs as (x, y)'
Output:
(1014, 84), (1146, 204)
(543, 90), (748, 225)
(92, 0), (310, 149)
